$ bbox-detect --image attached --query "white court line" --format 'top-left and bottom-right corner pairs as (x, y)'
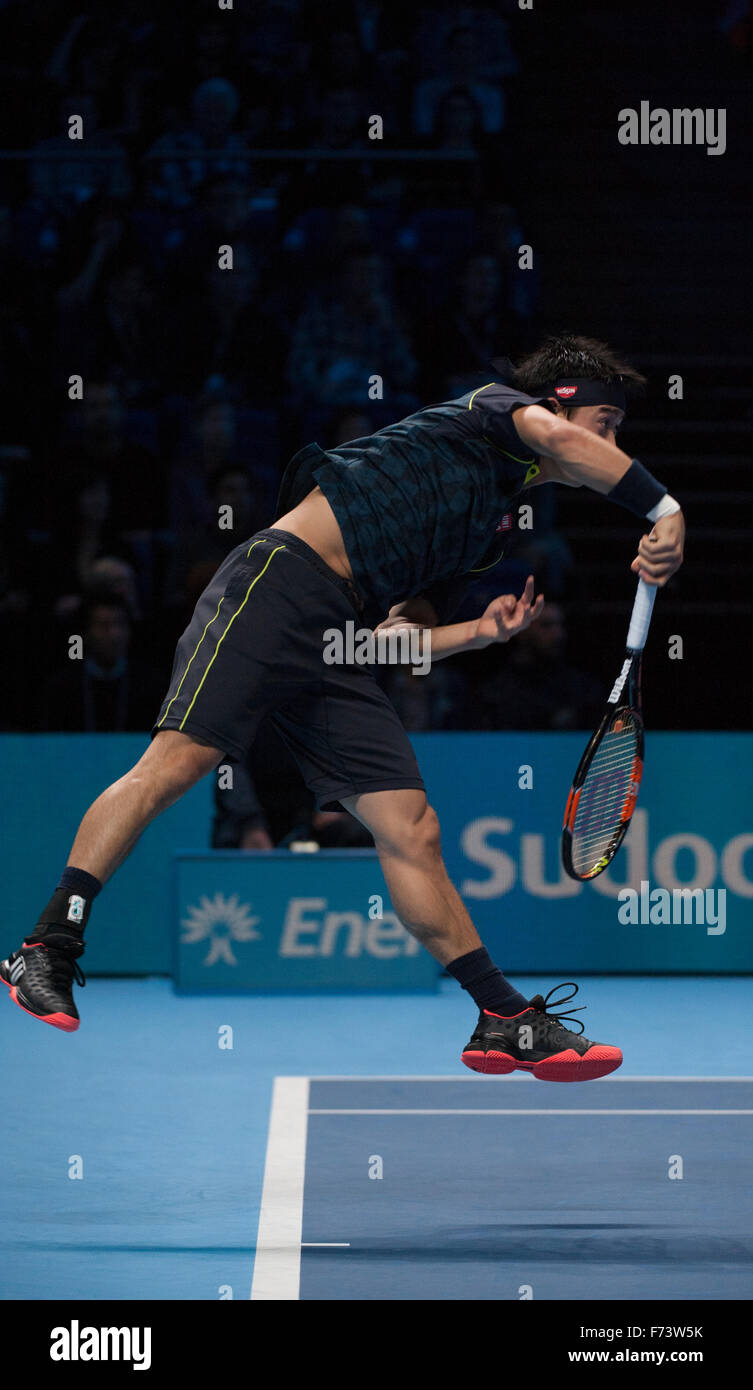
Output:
(309, 1108), (753, 1116)
(250, 1077), (309, 1301)
(305, 1075), (753, 1082)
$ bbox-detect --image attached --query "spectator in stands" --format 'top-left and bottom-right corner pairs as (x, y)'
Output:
(280, 203), (376, 306)
(405, 84), (484, 206)
(93, 260), (166, 400)
(299, 26), (373, 132)
(412, 3), (518, 87)
(413, 24), (507, 137)
(515, 499), (574, 598)
(0, 208), (48, 443)
(213, 718), (374, 850)
(56, 224), (171, 401)
(45, 477), (118, 612)
(166, 463), (270, 608)
(168, 394), (250, 535)
(86, 556), (142, 622)
(48, 554), (167, 675)
(286, 247), (416, 404)
(213, 755), (275, 850)
(146, 78), (248, 209)
(44, 12), (142, 133)
(433, 85), (484, 153)
(40, 593), (164, 732)
(419, 251), (524, 396)
(468, 602), (603, 731)
(298, 1), (411, 132)
(246, 0), (306, 86)
(183, 173), (257, 257)
(315, 85), (367, 150)
(379, 662), (470, 731)
(168, 394), (277, 539)
(29, 93), (131, 205)
(474, 200), (537, 322)
(55, 202), (127, 317)
(57, 380), (167, 536)
(183, 12), (244, 92)
(43, 483), (171, 645)
(166, 248), (287, 401)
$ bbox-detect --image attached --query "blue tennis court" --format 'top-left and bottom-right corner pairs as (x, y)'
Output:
(3, 976), (752, 1303)
(253, 1075), (753, 1301)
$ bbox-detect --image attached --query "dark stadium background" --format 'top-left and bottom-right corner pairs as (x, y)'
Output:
(1, 0), (750, 741)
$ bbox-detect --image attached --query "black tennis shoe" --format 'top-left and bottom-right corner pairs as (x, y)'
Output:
(1, 937), (85, 1032)
(461, 982), (622, 1082)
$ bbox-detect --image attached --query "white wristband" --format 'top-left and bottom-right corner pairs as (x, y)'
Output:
(647, 493), (681, 523)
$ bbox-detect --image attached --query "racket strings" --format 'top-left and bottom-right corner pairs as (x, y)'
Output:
(572, 714), (639, 871)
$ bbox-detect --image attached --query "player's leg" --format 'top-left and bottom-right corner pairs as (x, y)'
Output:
(3, 532), (293, 1031)
(342, 786), (528, 1004)
(274, 675), (531, 1020)
(340, 787), (487, 964)
(343, 785), (622, 1082)
(1, 731), (222, 1032)
(67, 730), (222, 884)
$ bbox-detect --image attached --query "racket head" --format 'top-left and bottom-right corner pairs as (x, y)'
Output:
(561, 697), (645, 882)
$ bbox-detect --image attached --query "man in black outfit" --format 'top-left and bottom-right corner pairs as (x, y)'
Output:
(3, 335), (684, 1081)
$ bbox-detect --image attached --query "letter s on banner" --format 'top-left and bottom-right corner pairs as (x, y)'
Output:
(460, 818), (516, 898)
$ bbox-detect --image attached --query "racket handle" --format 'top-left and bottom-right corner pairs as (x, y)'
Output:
(626, 577), (657, 651)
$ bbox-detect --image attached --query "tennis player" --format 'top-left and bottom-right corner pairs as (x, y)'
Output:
(3, 334), (684, 1079)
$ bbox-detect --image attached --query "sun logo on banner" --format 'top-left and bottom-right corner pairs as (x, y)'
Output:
(181, 893), (262, 966)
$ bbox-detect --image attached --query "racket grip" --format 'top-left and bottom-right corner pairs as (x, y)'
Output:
(626, 577), (657, 651)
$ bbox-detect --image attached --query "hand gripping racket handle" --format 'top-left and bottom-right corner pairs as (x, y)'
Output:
(626, 577), (657, 652)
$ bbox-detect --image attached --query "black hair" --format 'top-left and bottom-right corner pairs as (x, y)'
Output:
(512, 333), (646, 396)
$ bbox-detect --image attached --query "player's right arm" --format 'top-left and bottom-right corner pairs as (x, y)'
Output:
(511, 404), (685, 586)
(511, 403), (636, 491)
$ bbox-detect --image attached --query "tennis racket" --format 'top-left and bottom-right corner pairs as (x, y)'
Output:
(561, 578), (657, 881)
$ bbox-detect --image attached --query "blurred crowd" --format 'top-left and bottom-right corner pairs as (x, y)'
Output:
(0, 0), (604, 844)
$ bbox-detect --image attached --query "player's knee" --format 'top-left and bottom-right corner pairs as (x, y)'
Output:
(420, 804), (443, 859)
(378, 801), (442, 863)
(127, 733), (221, 812)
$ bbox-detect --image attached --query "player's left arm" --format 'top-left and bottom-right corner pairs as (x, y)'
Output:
(375, 578), (544, 662)
(512, 403), (685, 586)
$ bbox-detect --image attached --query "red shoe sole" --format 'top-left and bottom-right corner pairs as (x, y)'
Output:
(6, 983), (79, 1032)
(462, 1045), (622, 1082)
(461, 1049), (517, 1076)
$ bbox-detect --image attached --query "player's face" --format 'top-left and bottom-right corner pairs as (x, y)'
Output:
(567, 404), (625, 444)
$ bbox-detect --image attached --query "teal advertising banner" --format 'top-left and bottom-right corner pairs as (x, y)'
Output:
(1, 734), (750, 977)
(173, 851), (438, 991)
(416, 733), (753, 973)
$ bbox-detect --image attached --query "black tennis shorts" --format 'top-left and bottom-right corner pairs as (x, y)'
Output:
(152, 528), (425, 811)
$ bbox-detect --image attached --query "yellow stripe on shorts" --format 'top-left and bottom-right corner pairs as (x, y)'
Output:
(178, 544), (286, 731)
(157, 596), (226, 728)
(157, 540), (268, 729)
